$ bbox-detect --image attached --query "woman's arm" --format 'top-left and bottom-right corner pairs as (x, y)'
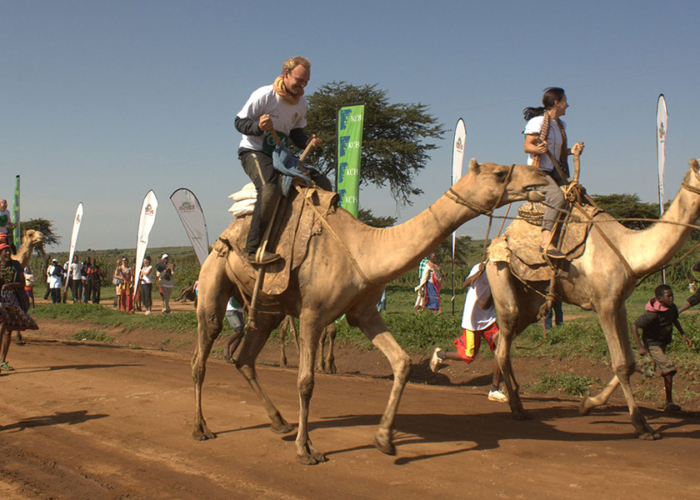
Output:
(524, 134), (548, 155)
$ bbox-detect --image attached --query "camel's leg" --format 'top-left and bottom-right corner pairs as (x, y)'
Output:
(349, 309), (412, 456)
(279, 316), (289, 368)
(325, 323), (337, 375)
(192, 255), (232, 441)
(582, 304), (659, 439)
(295, 313), (326, 465)
(580, 375), (620, 415)
(494, 329), (528, 420)
(487, 262), (531, 420)
(315, 326), (327, 372)
(236, 312), (292, 434)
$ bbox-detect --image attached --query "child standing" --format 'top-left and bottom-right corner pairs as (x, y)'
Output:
(631, 284), (692, 412)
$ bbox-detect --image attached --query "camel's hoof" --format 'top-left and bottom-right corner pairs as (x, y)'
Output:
(637, 430), (662, 441)
(374, 436), (396, 456)
(270, 420), (294, 435)
(192, 429), (216, 441)
(579, 398), (593, 416)
(328, 364), (337, 375)
(296, 445), (327, 465)
(295, 453), (326, 465)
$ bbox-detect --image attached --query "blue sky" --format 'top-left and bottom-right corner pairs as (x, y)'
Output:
(2, 0), (699, 253)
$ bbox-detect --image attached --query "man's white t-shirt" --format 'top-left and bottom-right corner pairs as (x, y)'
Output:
(461, 264), (496, 332)
(70, 262), (83, 280)
(237, 85), (307, 154)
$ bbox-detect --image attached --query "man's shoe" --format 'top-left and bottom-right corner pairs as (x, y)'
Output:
(247, 251), (281, 265)
(488, 390), (508, 403)
(429, 347), (443, 373)
(540, 247), (566, 259)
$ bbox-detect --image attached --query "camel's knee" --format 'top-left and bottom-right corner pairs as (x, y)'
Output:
(396, 353), (412, 379)
(613, 361), (635, 380)
(298, 375), (315, 400)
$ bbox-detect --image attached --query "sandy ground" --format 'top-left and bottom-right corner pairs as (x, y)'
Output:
(2, 304), (700, 499)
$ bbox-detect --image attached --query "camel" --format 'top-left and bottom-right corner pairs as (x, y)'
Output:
(192, 159), (547, 464)
(486, 158), (700, 440)
(12, 230), (46, 267)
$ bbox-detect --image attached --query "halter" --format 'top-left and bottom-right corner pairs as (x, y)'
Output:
(444, 163), (516, 216)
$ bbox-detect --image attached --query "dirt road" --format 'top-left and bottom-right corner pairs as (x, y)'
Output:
(2, 324), (700, 499)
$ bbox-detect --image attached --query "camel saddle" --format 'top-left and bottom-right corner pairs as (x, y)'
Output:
(214, 186), (339, 296)
(488, 202), (598, 282)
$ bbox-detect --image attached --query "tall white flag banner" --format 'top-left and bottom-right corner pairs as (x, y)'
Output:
(452, 118), (467, 186)
(656, 94), (668, 214)
(170, 188), (210, 266)
(134, 190), (158, 301)
(65, 203), (84, 292)
(450, 119), (467, 314)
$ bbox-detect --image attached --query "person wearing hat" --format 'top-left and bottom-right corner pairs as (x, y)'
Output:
(0, 242), (38, 371)
(48, 258), (64, 304)
(156, 254), (175, 313)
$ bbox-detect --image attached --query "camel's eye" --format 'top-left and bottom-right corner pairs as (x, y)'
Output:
(494, 169), (508, 182)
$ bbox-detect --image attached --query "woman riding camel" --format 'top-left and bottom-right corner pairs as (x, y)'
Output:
(523, 87), (584, 259)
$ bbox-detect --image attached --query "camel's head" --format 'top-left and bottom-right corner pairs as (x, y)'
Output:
(23, 230), (46, 245)
(458, 159), (547, 209)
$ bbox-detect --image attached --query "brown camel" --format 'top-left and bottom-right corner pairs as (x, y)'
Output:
(12, 230), (46, 266)
(486, 158), (700, 440)
(192, 159), (547, 464)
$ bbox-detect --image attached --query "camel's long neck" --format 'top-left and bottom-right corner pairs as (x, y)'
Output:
(622, 173), (700, 276)
(358, 194), (477, 283)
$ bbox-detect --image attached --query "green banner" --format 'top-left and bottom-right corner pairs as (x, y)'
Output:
(337, 105), (364, 218)
(13, 175), (20, 245)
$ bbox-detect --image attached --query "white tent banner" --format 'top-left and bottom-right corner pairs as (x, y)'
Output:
(656, 94), (668, 213)
(133, 190), (158, 300)
(65, 202), (84, 292)
(170, 188), (210, 266)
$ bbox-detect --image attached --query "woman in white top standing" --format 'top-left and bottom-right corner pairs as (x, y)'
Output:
(523, 87), (584, 259)
(140, 256), (154, 315)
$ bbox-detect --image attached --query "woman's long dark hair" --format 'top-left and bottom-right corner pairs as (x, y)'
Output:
(523, 87), (566, 121)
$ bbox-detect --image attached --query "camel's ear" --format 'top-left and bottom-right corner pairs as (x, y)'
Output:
(468, 158), (480, 175)
(690, 158), (699, 174)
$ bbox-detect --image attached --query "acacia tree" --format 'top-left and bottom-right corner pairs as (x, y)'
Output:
(590, 194), (660, 230)
(357, 208), (397, 228)
(303, 82), (445, 205)
(20, 218), (60, 257)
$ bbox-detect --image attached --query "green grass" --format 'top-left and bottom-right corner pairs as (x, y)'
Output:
(527, 373), (601, 397)
(31, 302), (200, 334)
(71, 329), (114, 343)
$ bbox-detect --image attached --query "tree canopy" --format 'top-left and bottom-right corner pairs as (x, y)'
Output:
(304, 82), (445, 206)
(357, 208), (397, 228)
(21, 218), (60, 256)
(590, 193), (660, 230)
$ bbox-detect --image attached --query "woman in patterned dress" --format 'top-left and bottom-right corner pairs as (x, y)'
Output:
(0, 243), (38, 371)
